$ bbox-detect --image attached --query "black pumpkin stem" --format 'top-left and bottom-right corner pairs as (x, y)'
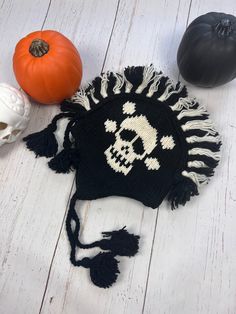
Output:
(215, 19), (232, 38)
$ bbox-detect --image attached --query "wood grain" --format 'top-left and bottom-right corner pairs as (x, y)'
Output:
(0, 1), (118, 313)
(143, 1), (236, 314)
(0, 2), (54, 313)
(40, 1), (192, 313)
(1, 0), (236, 313)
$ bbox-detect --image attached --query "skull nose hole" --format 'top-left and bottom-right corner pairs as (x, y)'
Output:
(121, 146), (129, 154)
(0, 122), (8, 130)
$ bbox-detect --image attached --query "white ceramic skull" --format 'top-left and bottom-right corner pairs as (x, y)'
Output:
(0, 83), (31, 146)
(105, 115), (158, 175)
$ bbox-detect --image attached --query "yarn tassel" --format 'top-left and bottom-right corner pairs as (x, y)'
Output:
(98, 227), (140, 257)
(74, 226), (140, 257)
(72, 253), (120, 289)
(66, 192), (139, 288)
(48, 148), (79, 173)
(23, 125), (58, 158)
(66, 193), (120, 288)
(168, 176), (199, 209)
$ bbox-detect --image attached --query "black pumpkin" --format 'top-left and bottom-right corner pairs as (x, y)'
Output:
(177, 12), (236, 87)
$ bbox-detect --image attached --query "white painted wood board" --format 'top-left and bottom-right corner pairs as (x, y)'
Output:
(0, 0), (236, 313)
(144, 1), (236, 314)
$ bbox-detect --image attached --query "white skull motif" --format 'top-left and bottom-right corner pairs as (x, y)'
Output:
(0, 83), (31, 147)
(105, 115), (157, 175)
(104, 101), (176, 175)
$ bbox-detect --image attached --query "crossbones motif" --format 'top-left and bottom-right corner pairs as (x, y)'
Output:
(104, 101), (175, 175)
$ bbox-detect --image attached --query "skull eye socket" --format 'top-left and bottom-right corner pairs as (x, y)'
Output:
(133, 138), (145, 155)
(0, 122), (8, 130)
(120, 129), (136, 141)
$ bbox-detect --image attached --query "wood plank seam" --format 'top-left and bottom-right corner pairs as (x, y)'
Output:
(41, 0), (52, 30)
(38, 179), (76, 314)
(101, 0), (121, 70)
(141, 209), (159, 314)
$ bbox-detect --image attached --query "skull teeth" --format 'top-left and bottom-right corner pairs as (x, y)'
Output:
(110, 147), (131, 167)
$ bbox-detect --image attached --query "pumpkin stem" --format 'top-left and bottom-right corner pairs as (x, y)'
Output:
(29, 39), (49, 57)
(215, 19), (232, 38)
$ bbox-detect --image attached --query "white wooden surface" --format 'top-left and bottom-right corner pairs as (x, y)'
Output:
(0, 1), (236, 313)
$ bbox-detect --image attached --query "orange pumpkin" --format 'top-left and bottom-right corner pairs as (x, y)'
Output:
(13, 30), (82, 105)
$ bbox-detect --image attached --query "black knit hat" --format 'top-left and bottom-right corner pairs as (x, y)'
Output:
(24, 65), (221, 288)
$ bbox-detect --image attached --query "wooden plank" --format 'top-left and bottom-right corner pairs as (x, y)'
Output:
(143, 1), (236, 314)
(0, 2), (53, 313)
(0, 1), (118, 313)
(40, 1), (192, 313)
